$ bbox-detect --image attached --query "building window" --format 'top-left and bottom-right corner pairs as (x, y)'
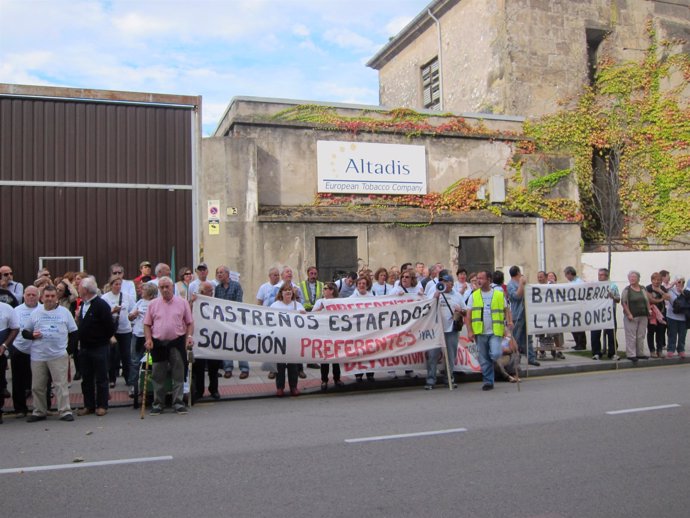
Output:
(586, 28), (608, 86)
(421, 58), (441, 110)
(316, 237), (358, 282)
(457, 237), (494, 275)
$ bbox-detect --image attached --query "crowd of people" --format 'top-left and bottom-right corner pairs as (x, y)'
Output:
(1, 260), (689, 423)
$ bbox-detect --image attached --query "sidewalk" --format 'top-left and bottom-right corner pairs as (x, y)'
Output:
(2, 350), (688, 414)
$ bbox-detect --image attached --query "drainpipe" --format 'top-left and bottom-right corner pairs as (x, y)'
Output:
(428, 8), (444, 111)
(536, 217), (546, 272)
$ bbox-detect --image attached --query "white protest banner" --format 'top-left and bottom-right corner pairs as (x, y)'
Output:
(339, 336), (481, 375)
(192, 295), (445, 364)
(526, 281), (615, 334)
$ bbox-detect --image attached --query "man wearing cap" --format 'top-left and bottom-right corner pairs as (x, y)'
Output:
(425, 270), (466, 390)
(134, 261), (155, 283)
(189, 263), (217, 300)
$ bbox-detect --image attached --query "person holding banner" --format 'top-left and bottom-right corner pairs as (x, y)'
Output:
(507, 266), (540, 367)
(350, 276), (377, 382)
(621, 271), (653, 363)
(350, 276), (374, 298)
(312, 282), (344, 391)
(371, 268), (393, 296)
(591, 268), (620, 361)
(466, 271), (510, 391)
(270, 284), (305, 397)
(425, 270), (466, 390)
(564, 266), (588, 351)
(392, 270), (424, 296)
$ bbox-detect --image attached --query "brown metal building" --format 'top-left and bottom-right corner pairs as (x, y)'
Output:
(0, 84), (201, 288)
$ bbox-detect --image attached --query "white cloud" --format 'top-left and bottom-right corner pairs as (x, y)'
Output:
(0, 0), (431, 133)
(322, 28), (376, 53)
(385, 15), (416, 37)
(292, 24), (310, 37)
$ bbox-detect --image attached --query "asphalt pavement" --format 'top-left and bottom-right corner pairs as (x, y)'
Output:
(1, 363), (689, 518)
(1, 344), (687, 413)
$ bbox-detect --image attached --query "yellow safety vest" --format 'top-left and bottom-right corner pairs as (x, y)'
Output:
(300, 280), (323, 311)
(471, 289), (506, 336)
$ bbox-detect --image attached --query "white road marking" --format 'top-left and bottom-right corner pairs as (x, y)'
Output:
(0, 455), (173, 475)
(606, 404), (680, 415)
(345, 427), (467, 444)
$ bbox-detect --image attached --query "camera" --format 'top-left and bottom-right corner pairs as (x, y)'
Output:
(436, 282), (446, 292)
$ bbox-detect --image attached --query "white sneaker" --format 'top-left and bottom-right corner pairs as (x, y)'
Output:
(611, 354), (620, 361)
(592, 354), (600, 360)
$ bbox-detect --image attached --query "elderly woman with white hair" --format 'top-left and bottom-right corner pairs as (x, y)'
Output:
(621, 270), (653, 363)
(666, 276), (688, 358)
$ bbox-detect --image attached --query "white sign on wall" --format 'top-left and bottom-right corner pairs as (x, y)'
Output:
(317, 140), (427, 195)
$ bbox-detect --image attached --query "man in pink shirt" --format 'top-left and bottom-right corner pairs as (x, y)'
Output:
(144, 277), (194, 415)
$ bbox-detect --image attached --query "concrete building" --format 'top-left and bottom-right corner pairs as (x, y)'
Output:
(367, 0), (690, 117)
(200, 97), (581, 293)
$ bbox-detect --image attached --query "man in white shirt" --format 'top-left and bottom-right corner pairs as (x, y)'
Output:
(23, 284), (78, 422)
(256, 267), (280, 306)
(0, 300), (19, 424)
(10, 286), (40, 417)
(188, 263), (217, 299)
(0, 265), (23, 304)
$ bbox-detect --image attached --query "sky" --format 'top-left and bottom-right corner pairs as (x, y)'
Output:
(0, 0), (432, 135)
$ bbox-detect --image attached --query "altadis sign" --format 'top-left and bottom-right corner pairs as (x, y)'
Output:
(317, 140), (427, 195)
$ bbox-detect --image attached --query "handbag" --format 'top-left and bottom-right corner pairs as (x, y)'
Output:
(110, 292), (123, 345)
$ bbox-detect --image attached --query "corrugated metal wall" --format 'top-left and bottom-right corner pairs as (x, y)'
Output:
(0, 92), (195, 286)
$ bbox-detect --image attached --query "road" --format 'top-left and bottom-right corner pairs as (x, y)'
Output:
(2, 365), (689, 518)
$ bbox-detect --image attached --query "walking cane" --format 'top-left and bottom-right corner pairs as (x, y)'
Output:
(140, 352), (150, 420)
(187, 349), (194, 408)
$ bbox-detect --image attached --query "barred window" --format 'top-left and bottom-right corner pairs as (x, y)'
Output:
(421, 58), (440, 110)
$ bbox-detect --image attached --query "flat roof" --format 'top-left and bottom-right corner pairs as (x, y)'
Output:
(0, 83), (200, 108)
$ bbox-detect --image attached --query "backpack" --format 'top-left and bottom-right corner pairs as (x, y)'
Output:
(672, 292), (690, 314)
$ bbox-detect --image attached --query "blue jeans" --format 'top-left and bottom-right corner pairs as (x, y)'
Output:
(426, 331), (458, 385)
(476, 334), (503, 386)
(223, 360), (249, 373)
(667, 318), (687, 353)
(513, 318), (535, 362)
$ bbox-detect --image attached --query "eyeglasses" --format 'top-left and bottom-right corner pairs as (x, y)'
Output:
(184, 272), (193, 276)
(112, 270), (123, 275)
(402, 275), (411, 279)
(1, 272), (12, 277)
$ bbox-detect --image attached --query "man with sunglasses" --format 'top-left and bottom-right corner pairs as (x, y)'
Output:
(0, 266), (23, 305)
(0, 268), (19, 308)
(109, 263), (136, 301)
